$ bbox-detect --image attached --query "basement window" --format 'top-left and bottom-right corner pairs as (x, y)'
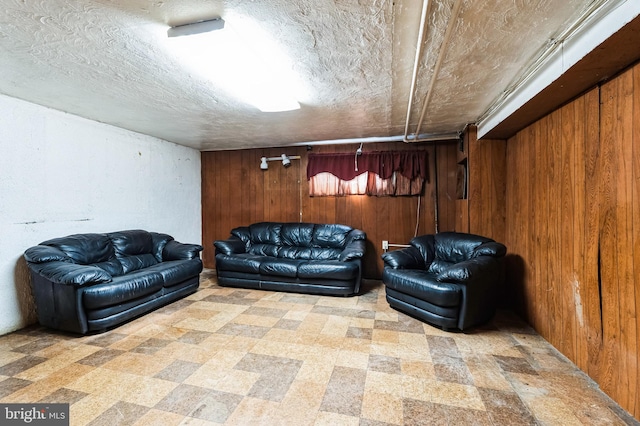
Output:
(307, 151), (428, 196)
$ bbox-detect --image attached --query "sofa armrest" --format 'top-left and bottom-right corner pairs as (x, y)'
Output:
(24, 245), (72, 264)
(381, 247), (424, 269)
(28, 261), (112, 286)
(163, 240), (204, 260)
(435, 257), (497, 284)
(339, 239), (366, 261)
(214, 237), (247, 255)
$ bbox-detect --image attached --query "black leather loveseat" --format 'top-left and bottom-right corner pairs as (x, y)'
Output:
(214, 222), (366, 296)
(24, 229), (203, 334)
(381, 232), (506, 331)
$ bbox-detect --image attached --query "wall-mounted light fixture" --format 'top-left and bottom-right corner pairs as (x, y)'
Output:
(260, 154), (301, 170)
(167, 18), (225, 38)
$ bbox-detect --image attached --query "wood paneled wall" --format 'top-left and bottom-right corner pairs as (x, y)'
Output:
(503, 63), (640, 418)
(201, 141), (462, 278)
(459, 127), (507, 243)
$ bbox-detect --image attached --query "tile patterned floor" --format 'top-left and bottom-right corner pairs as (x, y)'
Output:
(0, 269), (637, 425)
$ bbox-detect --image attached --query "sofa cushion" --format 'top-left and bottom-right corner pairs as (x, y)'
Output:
(248, 243), (281, 257)
(150, 232), (174, 262)
(278, 246), (342, 260)
(119, 254), (158, 274)
(144, 259), (203, 287)
(216, 253), (265, 274)
(280, 223), (315, 247)
(433, 232), (492, 263)
(298, 260), (358, 280)
(410, 235), (435, 268)
(92, 259), (125, 277)
(382, 268), (461, 307)
(278, 246), (313, 259)
(109, 229), (154, 255)
(109, 230), (158, 274)
(259, 258), (305, 278)
(428, 260), (454, 275)
(41, 233), (115, 265)
(82, 270), (164, 309)
(249, 222), (282, 245)
(312, 224), (353, 249)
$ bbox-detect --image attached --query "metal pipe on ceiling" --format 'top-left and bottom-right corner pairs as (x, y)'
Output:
(403, 0), (431, 143)
(404, 0), (464, 143)
(289, 133), (455, 147)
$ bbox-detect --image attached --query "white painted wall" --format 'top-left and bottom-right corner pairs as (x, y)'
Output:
(0, 94), (202, 335)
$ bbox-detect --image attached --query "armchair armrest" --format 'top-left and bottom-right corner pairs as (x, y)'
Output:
(435, 256), (505, 330)
(163, 240), (204, 260)
(381, 247), (424, 269)
(29, 261), (112, 286)
(339, 239), (366, 261)
(473, 241), (507, 257)
(214, 237), (247, 255)
(436, 256), (497, 283)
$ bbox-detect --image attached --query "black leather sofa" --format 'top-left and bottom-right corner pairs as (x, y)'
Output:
(24, 229), (203, 334)
(381, 232), (506, 331)
(214, 222), (366, 296)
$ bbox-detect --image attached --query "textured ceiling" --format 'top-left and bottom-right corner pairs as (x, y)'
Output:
(0, 0), (595, 150)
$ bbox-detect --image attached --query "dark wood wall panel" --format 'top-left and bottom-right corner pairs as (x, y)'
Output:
(504, 63), (640, 418)
(466, 127), (506, 244)
(202, 141), (460, 278)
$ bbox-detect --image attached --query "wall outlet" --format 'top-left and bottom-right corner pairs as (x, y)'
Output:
(382, 240), (389, 250)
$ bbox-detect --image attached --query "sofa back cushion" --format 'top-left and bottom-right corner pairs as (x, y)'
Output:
(40, 233), (112, 262)
(281, 223), (315, 247)
(40, 233), (124, 276)
(433, 232), (494, 263)
(279, 246), (342, 260)
(108, 230), (158, 274)
(248, 223), (282, 245)
(230, 222), (357, 260)
(410, 235), (436, 268)
(312, 224), (353, 249)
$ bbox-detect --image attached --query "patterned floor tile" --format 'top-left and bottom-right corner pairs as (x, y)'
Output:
(87, 401), (150, 426)
(0, 355), (48, 376)
(0, 270), (635, 425)
(346, 326), (372, 340)
(37, 387), (89, 405)
(154, 359), (202, 383)
(0, 377), (32, 398)
(77, 349), (125, 367)
(320, 366), (367, 417)
(177, 330), (213, 345)
(130, 338), (172, 355)
(12, 337), (59, 354)
(368, 354), (402, 375)
(234, 353), (303, 402)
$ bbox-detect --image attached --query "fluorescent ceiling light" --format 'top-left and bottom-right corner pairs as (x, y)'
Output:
(167, 18), (225, 38)
(166, 16), (302, 112)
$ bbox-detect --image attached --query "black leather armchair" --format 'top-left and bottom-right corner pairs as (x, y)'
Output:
(381, 232), (506, 331)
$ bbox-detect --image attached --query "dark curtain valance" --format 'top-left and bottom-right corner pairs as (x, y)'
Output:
(306, 150), (428, 181)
